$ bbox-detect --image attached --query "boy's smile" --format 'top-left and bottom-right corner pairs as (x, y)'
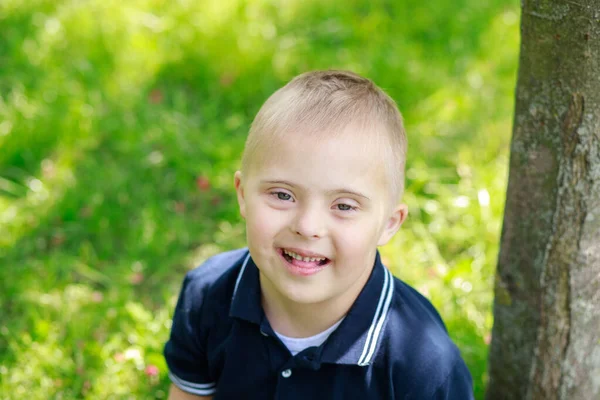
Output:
(235, 126), (407, 335)
(278, 247), (330, 276)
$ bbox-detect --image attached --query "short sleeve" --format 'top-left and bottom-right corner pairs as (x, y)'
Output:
(164, 274), (217, 396)
(432, 358), (475, 400)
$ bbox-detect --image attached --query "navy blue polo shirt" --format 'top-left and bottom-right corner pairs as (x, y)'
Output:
(164, 248), (474, 399)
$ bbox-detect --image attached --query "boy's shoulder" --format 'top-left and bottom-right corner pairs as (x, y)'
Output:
(184, 247), (248, 286)
(387, 275), (450, 341)
(381, 275), (472, 397)
(177, 248), (249, 317)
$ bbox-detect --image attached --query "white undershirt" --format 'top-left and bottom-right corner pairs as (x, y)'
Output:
(274, 318), (344, 356)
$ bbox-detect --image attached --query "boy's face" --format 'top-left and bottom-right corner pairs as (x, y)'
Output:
(234, 127), (407, 309)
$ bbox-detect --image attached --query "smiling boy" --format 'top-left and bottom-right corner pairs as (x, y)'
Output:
(164, 70), (474, 399)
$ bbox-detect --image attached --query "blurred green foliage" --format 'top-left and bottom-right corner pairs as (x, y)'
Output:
(0, 0), (519, 398)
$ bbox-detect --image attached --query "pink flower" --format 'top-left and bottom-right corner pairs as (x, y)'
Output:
(174, 201), (186, 213)
(129, 272), (144, 285)
(91, 291), (103, 303)
(145, 364), (159, 377)
(149, 89), (163, 104)
(196, 176), (211, 191)
(484, 333), (492, 345)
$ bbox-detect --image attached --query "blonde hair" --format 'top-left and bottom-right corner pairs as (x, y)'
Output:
(241, 70), (407, 202)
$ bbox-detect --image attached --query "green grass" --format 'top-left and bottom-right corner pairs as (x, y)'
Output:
(0, 0), (519, 398)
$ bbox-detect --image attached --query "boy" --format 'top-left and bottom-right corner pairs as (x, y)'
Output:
(164, 70), (474, 399)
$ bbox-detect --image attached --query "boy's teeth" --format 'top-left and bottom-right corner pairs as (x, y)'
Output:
(283, 249), (325, 262)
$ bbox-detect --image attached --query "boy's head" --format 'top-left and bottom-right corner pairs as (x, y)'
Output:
(241, 70), (407, 204)
(234, 70), (408, 310)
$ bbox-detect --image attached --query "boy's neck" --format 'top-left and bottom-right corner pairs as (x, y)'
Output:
(258, 269), (371, 338)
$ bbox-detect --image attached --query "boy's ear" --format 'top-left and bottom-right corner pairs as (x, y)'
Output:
(377, 203), (408, 246)
(234, 171), (246, 219)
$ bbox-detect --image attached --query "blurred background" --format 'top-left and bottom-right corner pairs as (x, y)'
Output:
(0, 0), (519, 398)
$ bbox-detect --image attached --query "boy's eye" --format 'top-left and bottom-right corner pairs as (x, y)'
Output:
(336, 203), (356, 211)
(274, 191), (293, 201)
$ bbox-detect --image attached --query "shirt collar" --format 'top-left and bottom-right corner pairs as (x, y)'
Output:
(229, 249), (395, 367)
(229, 251), (263, 325)
(320, 252), (394, 366)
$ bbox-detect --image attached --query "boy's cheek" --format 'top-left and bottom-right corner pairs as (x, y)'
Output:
(246, 208), (279, 237)
(333, 225), (378, 250)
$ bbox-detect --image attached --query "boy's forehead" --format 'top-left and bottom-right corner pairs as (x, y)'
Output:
(247, 129), (391, 190)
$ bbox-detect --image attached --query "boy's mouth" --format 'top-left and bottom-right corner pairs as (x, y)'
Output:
(277, 248), (331, 274)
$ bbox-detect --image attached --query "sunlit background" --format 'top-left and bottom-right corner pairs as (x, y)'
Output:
(0, 0), (519, 398)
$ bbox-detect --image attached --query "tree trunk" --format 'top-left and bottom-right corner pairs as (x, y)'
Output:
(486, 1), (600, 399)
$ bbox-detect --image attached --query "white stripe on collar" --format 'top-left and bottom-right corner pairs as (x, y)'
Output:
(357, 267), (394, 366)
(232, 252), (251, 299)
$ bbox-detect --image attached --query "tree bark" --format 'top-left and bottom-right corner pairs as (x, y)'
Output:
(486, 1), (600, 399)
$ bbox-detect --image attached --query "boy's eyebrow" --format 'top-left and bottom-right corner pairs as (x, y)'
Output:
(328, 188), (371, 201)
(261, 179), (371, 201)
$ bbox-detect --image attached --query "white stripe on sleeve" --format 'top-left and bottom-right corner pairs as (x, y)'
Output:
(168, 371), (217, 396)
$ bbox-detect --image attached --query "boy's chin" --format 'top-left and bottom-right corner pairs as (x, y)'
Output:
(275, 287), (333, 306)
(260, 272), (333, 305)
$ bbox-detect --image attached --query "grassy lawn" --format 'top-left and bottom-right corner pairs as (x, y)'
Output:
(0, 0), (519, 398)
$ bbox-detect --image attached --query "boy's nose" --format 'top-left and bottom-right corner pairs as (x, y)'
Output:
(291, 206), (326, 239)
